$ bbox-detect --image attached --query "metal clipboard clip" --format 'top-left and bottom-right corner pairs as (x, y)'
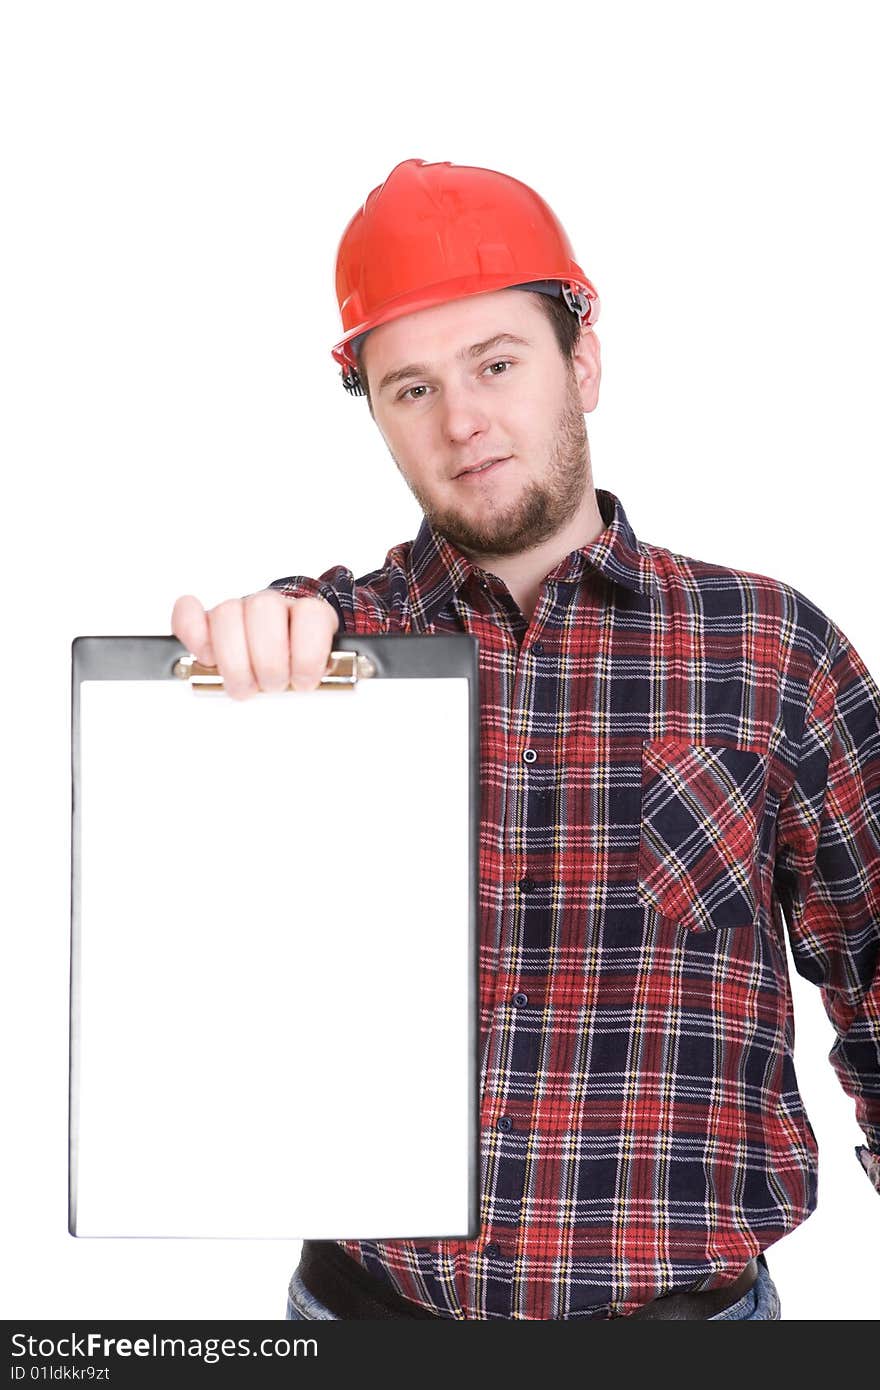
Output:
(172, 650), (377, 692)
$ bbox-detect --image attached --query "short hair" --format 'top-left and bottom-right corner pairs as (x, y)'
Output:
(353, 288), (584, 416)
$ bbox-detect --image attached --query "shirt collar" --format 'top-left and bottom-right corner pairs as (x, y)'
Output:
(408, 487), (659, 628)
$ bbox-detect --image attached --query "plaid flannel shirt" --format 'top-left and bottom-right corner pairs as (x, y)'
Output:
(269, 486), (880, 1319)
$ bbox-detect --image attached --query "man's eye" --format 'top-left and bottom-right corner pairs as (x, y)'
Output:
(397, 361), (514, 403)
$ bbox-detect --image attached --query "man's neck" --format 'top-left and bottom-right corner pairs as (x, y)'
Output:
(475, 489), (606, 626)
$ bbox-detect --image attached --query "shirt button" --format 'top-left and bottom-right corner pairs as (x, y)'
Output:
(513, 992), (528, 1006)
(484, 1242), (501, 1259)
(519, 876), (536, 892)
(522, 748), (537, 764)
(496, 1116), (513, 1133)
(531, 642), (545, 656)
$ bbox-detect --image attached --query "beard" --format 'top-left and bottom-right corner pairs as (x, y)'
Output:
(397, 372), (590, 560)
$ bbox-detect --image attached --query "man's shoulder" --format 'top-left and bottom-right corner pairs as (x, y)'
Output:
(642, 537), (846, 669)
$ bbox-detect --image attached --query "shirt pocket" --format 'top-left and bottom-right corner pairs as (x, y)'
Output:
(636, 739), (769, 933)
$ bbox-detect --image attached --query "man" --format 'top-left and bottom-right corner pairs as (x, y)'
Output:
(171, 158), (880, 1320)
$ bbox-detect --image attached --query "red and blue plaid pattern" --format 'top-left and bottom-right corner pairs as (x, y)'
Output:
(270, 486), (880, 1319)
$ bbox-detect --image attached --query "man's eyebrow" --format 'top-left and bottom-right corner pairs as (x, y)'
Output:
(377, 333), (533, 395)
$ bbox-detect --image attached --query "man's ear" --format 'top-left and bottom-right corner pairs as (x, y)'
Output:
(571, 327), (601, 413)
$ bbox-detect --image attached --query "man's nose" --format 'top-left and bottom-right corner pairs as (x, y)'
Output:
(439, 379), (492, 443)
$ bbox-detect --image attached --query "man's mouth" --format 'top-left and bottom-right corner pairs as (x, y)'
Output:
(455, 456), (511, 480)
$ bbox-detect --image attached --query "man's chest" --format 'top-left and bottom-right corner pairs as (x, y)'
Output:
(455, 603), (800, 946)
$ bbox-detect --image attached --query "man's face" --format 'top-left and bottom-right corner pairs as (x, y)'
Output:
(360, 288), (601, 559)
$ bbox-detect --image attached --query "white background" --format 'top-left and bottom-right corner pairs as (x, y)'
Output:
(2, 0), (878, 1320)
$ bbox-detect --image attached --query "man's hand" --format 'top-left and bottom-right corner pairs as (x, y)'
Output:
(170, 591), (340, 700)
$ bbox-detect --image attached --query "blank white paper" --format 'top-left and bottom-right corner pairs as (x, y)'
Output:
(72, 675), (473, 1238)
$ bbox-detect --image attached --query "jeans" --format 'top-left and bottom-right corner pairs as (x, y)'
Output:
(706, 1253), (781, 1320)
(284, 1251), (781, 1321)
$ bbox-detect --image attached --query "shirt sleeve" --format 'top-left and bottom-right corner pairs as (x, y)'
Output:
(773, 633), (880, 1194)
(265, 565), (388, 637)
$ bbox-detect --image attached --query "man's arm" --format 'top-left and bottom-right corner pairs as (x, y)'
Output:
(774, 630), (880, 1193)
(265, 561), (389, 636)
(267, 565), (359, 634)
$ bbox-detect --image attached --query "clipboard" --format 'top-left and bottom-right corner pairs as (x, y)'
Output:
(69, 632), (480, 1240)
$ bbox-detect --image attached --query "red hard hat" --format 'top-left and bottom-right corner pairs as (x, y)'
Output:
(331, 158), (600, 394)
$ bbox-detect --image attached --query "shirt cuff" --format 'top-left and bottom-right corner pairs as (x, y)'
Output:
(855, 1144), (880, 1194)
